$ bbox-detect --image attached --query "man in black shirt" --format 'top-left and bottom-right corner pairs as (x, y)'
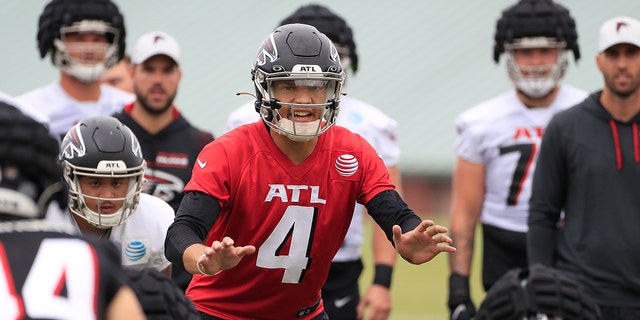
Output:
(112, 30), (214, 291)
(529, 16), (640, 318)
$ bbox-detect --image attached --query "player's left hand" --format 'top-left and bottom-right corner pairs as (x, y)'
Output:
(356, 284), (391, 320)
(392, 220), (456, 264)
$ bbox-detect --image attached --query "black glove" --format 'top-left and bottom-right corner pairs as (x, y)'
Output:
(448, 273), (477, 320)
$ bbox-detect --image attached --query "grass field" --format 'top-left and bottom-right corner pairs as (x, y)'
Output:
(358, 215), (485, 319)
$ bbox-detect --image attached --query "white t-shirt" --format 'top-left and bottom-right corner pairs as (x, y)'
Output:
(0, 90), (50, 125)
(225, 96), (400, 261)
(16, 82), (134, 141)
(454, 84), (588, 232)
(46, 193), (174, 271)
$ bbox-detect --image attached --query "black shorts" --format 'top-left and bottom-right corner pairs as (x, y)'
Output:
(481, 224), (527, 291)
(321, 259), (363, 320)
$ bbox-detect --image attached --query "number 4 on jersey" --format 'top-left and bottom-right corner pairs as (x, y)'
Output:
(256, 205), (317, 284)
(0, 239), (98, 319)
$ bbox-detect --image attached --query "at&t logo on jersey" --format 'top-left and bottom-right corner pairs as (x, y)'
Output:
(122, 239), (149, 265)
(335, 154), (359, 177)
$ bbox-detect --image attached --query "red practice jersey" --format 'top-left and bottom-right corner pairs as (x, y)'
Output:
(185, 122), (394, 320)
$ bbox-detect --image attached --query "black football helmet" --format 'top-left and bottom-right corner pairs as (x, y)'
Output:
(279, 4), (358, 74)
(476, 264), (601, 320)
(251, 23), (345, 142)
(0, 101), (62, 219)
(37, 0), (126, 82)
(59, 116), (145, 228)
(494, 0), (579, 98)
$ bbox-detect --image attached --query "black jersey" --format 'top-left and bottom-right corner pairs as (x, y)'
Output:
(0, 219), (126, 319)
(114, 103), (214, 291)
(113, 103), (214, 212)
(529, 91), (640, 307)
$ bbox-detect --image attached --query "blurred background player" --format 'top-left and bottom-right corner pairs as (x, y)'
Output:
(113, 30), (214, 291)
(102, 54), (134, 92)
(447, 0), (587, 319)
(528, 15), (640, 318)
(475, 264), (601, 320)
(46, 116), (175, 276)
(0, 90), (49, 125)
(225, 5), (399, 319)
(0, 101), (145, 320)
(16, 0), (134, 142)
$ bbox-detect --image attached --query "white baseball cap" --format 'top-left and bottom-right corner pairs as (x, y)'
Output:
(598, 16), (640, 53)
(131, 31), (181, 65)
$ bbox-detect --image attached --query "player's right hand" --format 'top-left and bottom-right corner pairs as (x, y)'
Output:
(447, 273), (476, 320)
(202, 237), (256, 273)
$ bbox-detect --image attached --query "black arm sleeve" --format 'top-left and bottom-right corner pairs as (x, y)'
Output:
(365, 190), (422, 245)
(527, 116), (564, 266)
(527, 222), (557, 267)
(164, 191), (220, 266)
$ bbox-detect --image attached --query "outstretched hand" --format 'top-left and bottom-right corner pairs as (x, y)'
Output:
(392, 220), (455, 264)
(198, 237), (256, 275)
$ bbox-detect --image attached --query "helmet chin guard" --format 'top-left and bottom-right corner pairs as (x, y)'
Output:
(53, 20), (121, 82)
(505, 37), (569, 98)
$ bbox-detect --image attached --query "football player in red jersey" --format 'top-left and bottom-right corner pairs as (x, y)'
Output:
(165, 23), (455, 320)
(224, 6), (400, 319)
(0, 101), (144, 320)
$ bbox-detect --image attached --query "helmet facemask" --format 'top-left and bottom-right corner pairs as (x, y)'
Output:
(255, 69), (343, 142)
(64, 159), (145, 229)
(505, 37), (569, 98)
(53, 20), (120, 82)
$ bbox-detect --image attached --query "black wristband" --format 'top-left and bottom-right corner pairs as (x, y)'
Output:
(373, 264), (393, 288)
(449, 273), (470, 296)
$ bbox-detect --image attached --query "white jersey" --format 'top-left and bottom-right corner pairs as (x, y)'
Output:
(16, 82), (134, 141)
(0, 90), (49, 125)
(454, 84), (587, 232)
(45, 193), (174, 271)
(225, 96), (400, 261)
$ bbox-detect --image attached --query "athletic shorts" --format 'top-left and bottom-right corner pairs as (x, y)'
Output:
(481, 224), (527, 291)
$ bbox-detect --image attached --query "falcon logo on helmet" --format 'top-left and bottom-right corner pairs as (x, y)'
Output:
(255, 34), (279, 67)
(60, 124), (87, 160)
